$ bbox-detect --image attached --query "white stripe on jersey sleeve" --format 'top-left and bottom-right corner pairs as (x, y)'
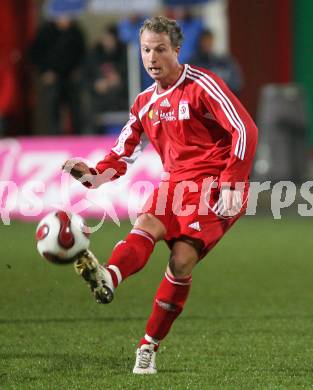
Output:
(191, 67), (246, 159)
(111, 84), (155, 157)
(112, 113), (137, 156)
(187, 66), (246, 160)
(138, 94), (159, 121)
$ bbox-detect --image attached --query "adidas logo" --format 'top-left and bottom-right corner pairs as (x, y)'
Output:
(188, 222), (201, 231)
(160, 98), (171, 107)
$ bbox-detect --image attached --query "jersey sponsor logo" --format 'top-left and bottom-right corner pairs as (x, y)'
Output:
(178, 101), (190, 120)
(160, 98), (171, 107)
(160, 109), (176, 122)
(148, 109), (158, 120)
(188, 221), (201, 231)
(148, 109), (161, 126)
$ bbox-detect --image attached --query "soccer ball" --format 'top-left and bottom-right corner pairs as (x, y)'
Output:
(35, 211), (90, 264)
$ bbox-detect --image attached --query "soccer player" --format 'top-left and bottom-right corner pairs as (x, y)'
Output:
(63, 16), (258, 374)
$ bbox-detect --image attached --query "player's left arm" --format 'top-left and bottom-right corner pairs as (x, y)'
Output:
(63, 106), (147, 188)
(199, 73), (258, 211)
(200, 75), (258, 187)
(220, 99), (258, 212)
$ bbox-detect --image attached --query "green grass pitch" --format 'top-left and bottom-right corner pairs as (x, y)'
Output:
(1, 217), (313, 389)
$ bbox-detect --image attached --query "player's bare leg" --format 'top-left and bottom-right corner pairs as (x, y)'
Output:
(133, 240), (199, 374)
(167, 240), (199, 278)
(75, 214), (165, 304)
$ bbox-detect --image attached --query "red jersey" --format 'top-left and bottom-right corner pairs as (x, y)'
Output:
(106, 64), (258, 186)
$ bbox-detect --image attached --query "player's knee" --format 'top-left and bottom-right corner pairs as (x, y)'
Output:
(169, 254), (193, 278)
(134, 213), (166, 241)
(169, 240), (198, 277)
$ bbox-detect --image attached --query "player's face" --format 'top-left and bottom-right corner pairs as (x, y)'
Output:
(140, 30), (181, 87)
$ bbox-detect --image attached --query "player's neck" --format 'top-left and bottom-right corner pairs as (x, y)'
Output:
(156, 64), (184, 93)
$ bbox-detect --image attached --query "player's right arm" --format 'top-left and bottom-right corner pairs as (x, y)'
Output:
(63, 106), (145, 188)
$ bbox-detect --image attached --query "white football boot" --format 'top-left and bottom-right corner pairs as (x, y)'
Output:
(74, 250), (114, 304)
(133, 344), (157, 374)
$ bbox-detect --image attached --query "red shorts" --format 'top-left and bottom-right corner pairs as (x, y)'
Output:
(142, 177), (248, 259)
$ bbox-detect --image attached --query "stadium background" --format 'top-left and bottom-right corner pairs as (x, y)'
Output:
(1, 1), (313, 388)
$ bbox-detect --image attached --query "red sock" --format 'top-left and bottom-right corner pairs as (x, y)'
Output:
(105, 228), (155, 288)
(140, 271), (192, 349)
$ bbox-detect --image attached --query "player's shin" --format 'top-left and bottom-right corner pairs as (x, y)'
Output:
(140, 271), (192, 348)
(106, 228), (156, 288)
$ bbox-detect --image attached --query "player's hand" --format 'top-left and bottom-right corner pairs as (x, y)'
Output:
(221, 188), (243, 216)
(62, 159), (92, 180)
(62, 158), (122, 189)
(62, 159), (99, 188)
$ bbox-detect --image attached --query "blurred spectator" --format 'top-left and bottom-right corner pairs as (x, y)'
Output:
(117, 14), (151, 90)
(166, 6), (204, 64)
(85, 25), (128, 134)
(191, 29), (243, 96)
(30, 15), (86, 134)
(118, 14), (145, 44)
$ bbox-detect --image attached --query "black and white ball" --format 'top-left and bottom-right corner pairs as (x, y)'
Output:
(35, 211), (90, 264)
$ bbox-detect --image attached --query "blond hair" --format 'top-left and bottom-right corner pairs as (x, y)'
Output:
(140, 16), (184, 48)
